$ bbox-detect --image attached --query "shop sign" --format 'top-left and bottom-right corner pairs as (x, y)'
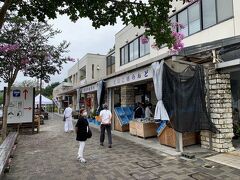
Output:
(106, 66), (153, 88)
(80, 84), (98, 93)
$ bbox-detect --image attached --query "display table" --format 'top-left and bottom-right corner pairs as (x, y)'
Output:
(158, 125), (198, 148)
(129, 120), (157, 138)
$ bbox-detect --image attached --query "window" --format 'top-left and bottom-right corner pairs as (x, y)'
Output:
(178, 9), (188, 37)
(92, 64), (94, 79)
(120, 35), (150, 66)
(188, 2), (200, 34)
(107, 53), (115, 75)
(124, 46), (128, 64)
(120, 46), (128, 65)
(170, 15), (177, 32)
(217, 0), (233, 22)
(140, 36), (150, 57)
(202, 0), (217, 29)
(129, 38), (139, 61)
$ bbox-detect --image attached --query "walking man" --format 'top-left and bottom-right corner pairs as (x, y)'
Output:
(64, 104), (74, 133)
(99, 104), (112, 148)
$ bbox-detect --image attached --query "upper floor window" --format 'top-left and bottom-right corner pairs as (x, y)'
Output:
(178, 9), (188, 36)
(107, 53), (115, 75)
(92, 64), (94, 79)
(120, 35), (150, 66)
(188, 2), (200, 34)
(172, 0), (233, 37)
(217, 0), (233, 22)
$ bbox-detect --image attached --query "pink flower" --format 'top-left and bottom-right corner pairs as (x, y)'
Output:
(0, 43), (19, 53)
(140, 35), (149, 44)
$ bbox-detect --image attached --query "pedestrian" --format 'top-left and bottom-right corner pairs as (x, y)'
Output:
(75, 108), (89, 163)
(63, 104), (74, 133)
(134, 102), (144, 118)
(99, 104), (112, 148)
(145, 103), (153, 118)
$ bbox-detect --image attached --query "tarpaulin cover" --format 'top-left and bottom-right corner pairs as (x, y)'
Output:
(151, 61), (170, 122)
(162, 63), (218, 133)
(96, 80), (105, 114)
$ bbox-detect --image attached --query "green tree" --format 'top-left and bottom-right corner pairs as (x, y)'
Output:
(15, 80), (38, 87)
(0, 0), (192, 49)
(0, 90), (3, 105)
(42, 82), (60, 98)
(0, 15), (70, 139)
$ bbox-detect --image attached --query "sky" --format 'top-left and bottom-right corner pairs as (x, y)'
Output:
(0, 15), (124, 90)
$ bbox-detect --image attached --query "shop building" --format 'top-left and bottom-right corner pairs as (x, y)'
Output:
(53, 53), (106, 113)
(54, 0), (240, 153)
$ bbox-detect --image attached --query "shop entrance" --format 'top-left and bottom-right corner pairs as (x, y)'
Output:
(230, 71), (240, 150)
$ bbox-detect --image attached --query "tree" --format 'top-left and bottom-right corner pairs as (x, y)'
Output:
(14, 79), (38, 88)
(0, 15), (70, 139)
(0, 0), (195, 49)
(42, 82), (60, 98)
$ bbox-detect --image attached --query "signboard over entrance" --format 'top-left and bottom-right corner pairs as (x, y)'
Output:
(106, 66), (153, 88)
(6, 87), (34, 124)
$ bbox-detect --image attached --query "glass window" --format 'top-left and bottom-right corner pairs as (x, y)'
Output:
(178, 9), (188, 37)
(188, 2), (200, 34)
(133, 39), (139, 59)
(129, 42), (134, 61)
(170, 15), (177, 32)
(120, 47), (125, 65)
(217, 0), (233, 22)
(202, 0), (217, 29)
(140, 35), (150, 57)
(92, 64), (94, 79)
(124, 46), (129, 64)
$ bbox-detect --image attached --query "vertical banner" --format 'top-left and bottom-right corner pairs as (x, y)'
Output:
(7, 87), (34, 124)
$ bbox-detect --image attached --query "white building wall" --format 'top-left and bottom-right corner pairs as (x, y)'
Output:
(65, 53), (106, 88)
(115, 0), (240, 73)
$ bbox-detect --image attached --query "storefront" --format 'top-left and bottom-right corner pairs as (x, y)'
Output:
(105, 59), (203, 151)
(80, 83), (98, 118)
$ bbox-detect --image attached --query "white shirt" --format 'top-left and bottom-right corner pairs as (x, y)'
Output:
(64, 107), (72, 118)
(145, 106), (153, 118)
(100, 109), (112, 124)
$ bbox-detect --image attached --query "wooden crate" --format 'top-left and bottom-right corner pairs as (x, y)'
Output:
(135, 121), (157, 138)
(129, 121), (137, 135)
(113, 111), (129, 132)
(158, 126), (198, 148)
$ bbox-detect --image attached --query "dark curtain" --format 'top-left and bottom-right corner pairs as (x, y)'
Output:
(162, 63), (219, 133)
(96, 80), (105, 114)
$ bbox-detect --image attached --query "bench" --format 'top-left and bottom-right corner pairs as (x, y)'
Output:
(0, 132), (18, 177)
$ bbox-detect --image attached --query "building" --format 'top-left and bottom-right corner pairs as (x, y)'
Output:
(54, 0), (240, 153)
(53, 53), (106, 112)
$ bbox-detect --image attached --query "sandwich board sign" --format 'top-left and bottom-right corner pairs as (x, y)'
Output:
(5, 87), (35, 124)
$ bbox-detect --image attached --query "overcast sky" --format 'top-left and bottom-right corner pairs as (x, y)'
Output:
(0, 15), (124, 90)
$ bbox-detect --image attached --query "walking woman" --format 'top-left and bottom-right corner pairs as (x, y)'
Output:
(64, 104), (74, 133)
(75, 108), (89, 163)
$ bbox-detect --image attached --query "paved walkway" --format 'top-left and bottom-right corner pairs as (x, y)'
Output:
(3, 115), (240, 180)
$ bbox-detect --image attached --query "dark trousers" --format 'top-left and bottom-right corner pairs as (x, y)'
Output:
(100, 124), (112, 145)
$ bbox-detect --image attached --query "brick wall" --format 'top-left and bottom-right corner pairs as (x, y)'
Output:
(201, 66), (235, 152)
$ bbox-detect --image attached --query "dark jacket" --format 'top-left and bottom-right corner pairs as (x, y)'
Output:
(134, 106), (144, 118)
(75, 117), (88, 141)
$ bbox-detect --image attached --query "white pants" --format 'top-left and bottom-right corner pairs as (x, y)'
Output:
(78, 141), (85, 158)
(64, 118), (74, 132)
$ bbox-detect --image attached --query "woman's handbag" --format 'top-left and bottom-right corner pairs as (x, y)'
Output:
(63, 116), (66, 121)
(87, 126), (92, 139)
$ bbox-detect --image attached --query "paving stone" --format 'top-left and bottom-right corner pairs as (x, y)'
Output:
(2, 115), (240, 180)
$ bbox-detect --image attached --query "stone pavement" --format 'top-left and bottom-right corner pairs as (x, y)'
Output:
(3, 115), (240, 180)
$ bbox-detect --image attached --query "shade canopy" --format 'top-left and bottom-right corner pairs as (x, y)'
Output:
(35, 94), (53, 105)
